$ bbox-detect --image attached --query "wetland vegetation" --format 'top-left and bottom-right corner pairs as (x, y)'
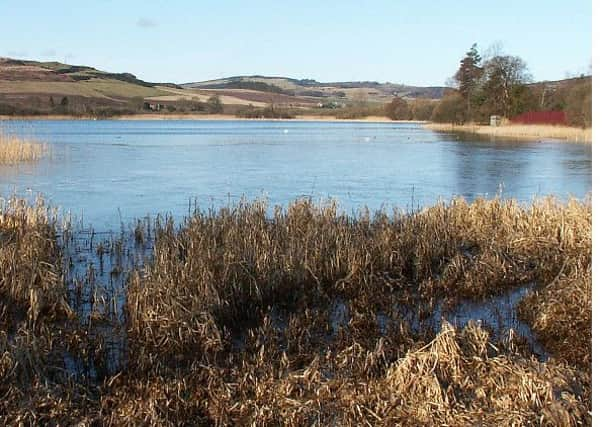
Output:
(0, 131), (45, 164)
(0, 195), (591, 425)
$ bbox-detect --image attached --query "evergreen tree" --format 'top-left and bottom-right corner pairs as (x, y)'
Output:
(454, 43), (483, 120)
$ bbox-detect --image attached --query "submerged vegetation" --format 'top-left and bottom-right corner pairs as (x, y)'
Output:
(0, 196), (592, 424)
(0, 131), (45, 164)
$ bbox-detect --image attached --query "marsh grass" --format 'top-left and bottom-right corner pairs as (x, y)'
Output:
(0, 131), (46, 164)
(122, 196), (591, 425)
(0, 196), (592, 425)
(426, 122), (592, 142)
(0, 197), (70, 327)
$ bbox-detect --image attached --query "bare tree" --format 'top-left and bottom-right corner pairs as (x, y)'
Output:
(481, 55), (531, 117)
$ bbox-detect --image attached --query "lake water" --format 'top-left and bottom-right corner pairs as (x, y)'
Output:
(0, 120), (592, 230)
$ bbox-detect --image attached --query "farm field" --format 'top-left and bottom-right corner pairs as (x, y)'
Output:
(0, 58), (445, 117)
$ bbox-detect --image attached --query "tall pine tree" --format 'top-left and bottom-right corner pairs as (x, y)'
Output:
(454, 43), (483, 120)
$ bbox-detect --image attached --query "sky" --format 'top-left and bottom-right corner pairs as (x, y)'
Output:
(0, 0), (592, 86)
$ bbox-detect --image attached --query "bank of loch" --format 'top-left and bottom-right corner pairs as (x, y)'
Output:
(425, 122), (592, 143)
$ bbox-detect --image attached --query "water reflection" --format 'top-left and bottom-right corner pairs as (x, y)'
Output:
(434, 131), (592, 202)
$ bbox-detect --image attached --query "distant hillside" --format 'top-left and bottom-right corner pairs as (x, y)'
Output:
(0, 57), (186, 116)
(0, 58), (450, 117)
(183, 75), (448, 102)
(1, 58), (299, 116)
(527, 75), (592, 89)
(2, 57), (589, 120)
(0, 58), (181, 88)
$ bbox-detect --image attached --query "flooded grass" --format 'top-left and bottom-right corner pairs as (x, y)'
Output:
(0, 196), (591, 424)
(425, 122), (592, 143)
(0, 132), (45, 164)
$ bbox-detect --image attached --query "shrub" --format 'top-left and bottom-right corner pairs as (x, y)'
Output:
(565, 80), (592, 127)
(207, 95), (224, 114)
(430, 92), (466, 124)
(410, 99), (436, 121)
(384, 97), (411, 120)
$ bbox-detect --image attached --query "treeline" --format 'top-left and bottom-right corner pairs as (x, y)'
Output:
(158, 95), (225, 114)
(202, 80), (294, 95)
(0, 95), (227, 118)
(384, 98), (437, 121)
(425, 44), (592, 127)
(235, 103), (295, 119)
(0, 96), (138, 118)
(384, 44), (591, 127)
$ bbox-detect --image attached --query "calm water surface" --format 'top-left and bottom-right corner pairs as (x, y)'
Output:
(0, 120), (592, 230)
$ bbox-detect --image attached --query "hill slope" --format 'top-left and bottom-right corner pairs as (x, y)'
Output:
(1, 58), (448, 116)
(0, 58), (181, 115)
(183, 75), (448, 102)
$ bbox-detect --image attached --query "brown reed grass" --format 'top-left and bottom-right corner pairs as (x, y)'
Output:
(0, 196), (592, 425)
(0, 197), (71, 328)
(121, 196), (591, 425)
(127, 197), (591, 360)
(0, 132), (45, 164)
(0, 197), (83, 425)
(425, 122), (592, 143)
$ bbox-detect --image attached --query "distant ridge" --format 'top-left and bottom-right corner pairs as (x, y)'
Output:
(2, 56), (586, 117)
(183, 75), (448, 100)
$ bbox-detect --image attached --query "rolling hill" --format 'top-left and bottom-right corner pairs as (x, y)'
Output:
(0, 57), (449, 116)
(183, 75), (448, 103)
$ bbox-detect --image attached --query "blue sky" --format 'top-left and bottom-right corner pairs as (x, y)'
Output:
(1, 0), (592, 86)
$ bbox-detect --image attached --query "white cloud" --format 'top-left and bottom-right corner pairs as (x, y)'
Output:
(136, 18), (158, 28)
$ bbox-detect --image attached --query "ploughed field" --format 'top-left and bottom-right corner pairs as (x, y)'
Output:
(0, 195), (591, 425)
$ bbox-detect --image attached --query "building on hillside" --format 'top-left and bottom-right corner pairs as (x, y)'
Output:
(143, 102), (164, 112)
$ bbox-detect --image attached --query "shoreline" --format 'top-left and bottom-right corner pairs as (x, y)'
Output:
(425, 122), (592, 143)
(1, 114), (589, 142)
(0, 113), (425, 124)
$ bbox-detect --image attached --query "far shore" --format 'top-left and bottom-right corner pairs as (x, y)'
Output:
(1, 114), (590, 143)
(425, 122), (592, 143)
(0, 113), (425, 124)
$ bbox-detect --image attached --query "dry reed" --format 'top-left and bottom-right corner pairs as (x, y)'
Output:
(0, 197), (70, 327)
(0, 131), (45, 164)
(425, 122), (592, 143)
(0, 196), (592, 425)
(0, 197), (83, 425)
(121, 197), (591, 425)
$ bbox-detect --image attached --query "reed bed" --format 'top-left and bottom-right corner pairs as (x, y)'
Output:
(122, 197), (591, 425)
(0, 197), (82, 424)
(0, 197), (70, 328)
(425, 122), (592, 143)
(0, 196), (592, 424)
(0, 131), (46, 164)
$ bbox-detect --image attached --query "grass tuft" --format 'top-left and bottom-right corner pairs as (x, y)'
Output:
(425, 122), (592, 142)
(0, 132), (45, 164)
